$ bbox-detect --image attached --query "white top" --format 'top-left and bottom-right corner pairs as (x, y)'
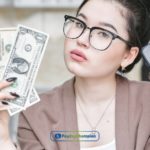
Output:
(80, 139), (116, 150)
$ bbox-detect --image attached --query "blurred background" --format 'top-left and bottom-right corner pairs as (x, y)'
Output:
(0, 0), (147, 143)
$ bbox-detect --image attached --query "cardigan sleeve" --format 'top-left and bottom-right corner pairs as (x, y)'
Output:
(17, 113), (45, 150)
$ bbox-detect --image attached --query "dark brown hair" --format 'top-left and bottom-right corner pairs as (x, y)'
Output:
(76, 0), (150, 73)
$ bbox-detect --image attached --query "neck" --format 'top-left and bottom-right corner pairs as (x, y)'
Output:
(75, 74), (116, 105)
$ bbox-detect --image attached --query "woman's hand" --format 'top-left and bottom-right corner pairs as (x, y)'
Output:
(0, 77), (19, 149)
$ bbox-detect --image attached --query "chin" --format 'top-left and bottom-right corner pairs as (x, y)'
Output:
(66, 63), (115, 79)
(65, 62), (85, 77)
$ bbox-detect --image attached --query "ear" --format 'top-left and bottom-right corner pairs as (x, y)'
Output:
(121, 47), (139, 68)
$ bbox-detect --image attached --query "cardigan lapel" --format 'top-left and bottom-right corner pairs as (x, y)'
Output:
(62, 75), (131, 150)
(115, 75), (132, 150)
(62, 77), (80, 150)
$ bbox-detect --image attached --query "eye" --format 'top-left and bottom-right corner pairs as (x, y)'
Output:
(75, 21), (84, 29)
(98, 31), (110, 38)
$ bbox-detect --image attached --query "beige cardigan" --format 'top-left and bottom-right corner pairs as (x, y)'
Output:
(18, 75), (150, 150)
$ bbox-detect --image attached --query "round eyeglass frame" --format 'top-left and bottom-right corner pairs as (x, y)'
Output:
(63, 15), (133, 51)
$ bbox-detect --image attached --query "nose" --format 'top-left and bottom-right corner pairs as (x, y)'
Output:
(76, 28), (90, 49)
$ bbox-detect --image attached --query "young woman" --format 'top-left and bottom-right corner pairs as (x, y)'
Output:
(0, 0), (150, 149)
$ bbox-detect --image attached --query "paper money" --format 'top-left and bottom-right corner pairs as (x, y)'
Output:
(0, 28), (16, 78)
(1, 25), (49, 109)
(0, 28), (42, 115)
(8, 88), (40, 115)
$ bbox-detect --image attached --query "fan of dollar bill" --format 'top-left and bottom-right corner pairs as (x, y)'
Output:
(0, 25), (49, 116)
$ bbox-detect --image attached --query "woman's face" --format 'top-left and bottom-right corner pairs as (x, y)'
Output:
(64, 0), (132, 79)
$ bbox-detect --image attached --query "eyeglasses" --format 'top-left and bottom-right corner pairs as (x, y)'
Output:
(63, 15), (132, 51)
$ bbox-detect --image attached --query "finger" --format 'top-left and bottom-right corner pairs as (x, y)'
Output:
(0, 105), (10, 111)
(0, 92), (17, 100)
(0, 77), (17, 90)
(0, 81), (12, 89)
(0, 101), (14, 111)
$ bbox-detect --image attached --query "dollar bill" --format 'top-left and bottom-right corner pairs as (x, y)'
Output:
(0, 28), (16, 78)
(1, 25), (49, 108)
(0, 28), (41, 115)
(8, 88), (40, 116)
(8, 87), (40, 116)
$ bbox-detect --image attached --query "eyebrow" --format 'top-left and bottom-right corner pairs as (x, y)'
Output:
(99, 22), (118, 33)
(77, 13), (118, 33)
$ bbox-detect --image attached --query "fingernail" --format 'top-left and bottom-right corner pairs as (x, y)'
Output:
(6, 77), (17, 82)
(2, 101), (9, 105)
(10, 92), (20, 98)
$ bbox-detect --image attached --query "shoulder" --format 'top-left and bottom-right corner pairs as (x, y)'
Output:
(128, 78), (150, 89)
(117, 75), (150, 106)
(118, 74), (150, 93)
(127, 78), (150, 99)
(128, 79), (150, 108)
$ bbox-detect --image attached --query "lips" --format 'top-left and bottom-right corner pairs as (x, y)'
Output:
(70, 50), (87, 62)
